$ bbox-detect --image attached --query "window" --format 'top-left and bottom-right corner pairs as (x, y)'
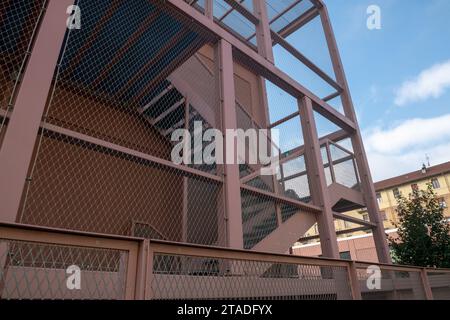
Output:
(343, 220), (351, 228)
(411, 184), (419, 192)
(439, 198), (447, 209)
(314, 224), (319, 234)
(393, 188), (400, 198)
(376, 192), (382, 204)
(362, 214), (370, 222)
(339, 251), (351, 260)
(380, 211), (387, 221)
(432, 178), (441, 189)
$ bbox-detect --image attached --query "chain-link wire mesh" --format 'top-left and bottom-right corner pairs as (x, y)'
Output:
(427, 271), (450, 300)
(356, 266), (427, 300)
(20, 131), (225, 246)
(0, 0), (46, 136)
(18, 0), (225, 246)
(328, 142), (360, 189)
(279, 154), (311, 202)
(0, 239), (128, 299)
(241, 190), (278, 249)
(151, 253), (352, 300)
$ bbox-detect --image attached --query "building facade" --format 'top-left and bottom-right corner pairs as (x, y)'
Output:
(296, 161), (450, 262)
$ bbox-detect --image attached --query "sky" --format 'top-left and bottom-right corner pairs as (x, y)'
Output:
(268, 0), (450, 182)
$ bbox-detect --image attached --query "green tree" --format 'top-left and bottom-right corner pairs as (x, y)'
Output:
(389, 183), (450, 268)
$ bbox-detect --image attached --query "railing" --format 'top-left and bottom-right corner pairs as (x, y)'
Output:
(1, 222), (449, 300)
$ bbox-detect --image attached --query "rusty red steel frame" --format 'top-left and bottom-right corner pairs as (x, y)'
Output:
(1, 222), (448, 300)
(0, 0), (423, 300)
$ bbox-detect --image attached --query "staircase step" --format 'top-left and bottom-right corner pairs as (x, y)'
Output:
(140, 83), (174, 114)
(143, 87), (184, 119)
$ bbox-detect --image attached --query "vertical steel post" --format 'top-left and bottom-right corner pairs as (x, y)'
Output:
(252, 0), (274, 63)
(146, 242), (154, 300)
(299, 96), (339, 258)
(0, 0), (73, 222)
(347, 261), (362, 300)
(318, 4), (391, 263)
(420, 269), (434, 300)
(135, 239), (150, 300)
(182, 97), (190, 243)
(205, 0), (213, 20)
(216, 40), (244, 249)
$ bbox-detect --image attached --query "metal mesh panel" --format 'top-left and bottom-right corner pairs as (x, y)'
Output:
(0, 239), (128, 299)
(265, 0), (315, 33)
(213, 0), (257, 46)
(279, 155), (311, 202)
(151, 253), (352, 300)
(0, 0), (46, 135)
(19, 0), (225, 246)
(427, 271), (450, 300)
(329, 143), (359, 189)
(271, 115), (303, 154)
(241, 190), (278, 249)
(21, 132), (224, 246)
(43, 0), (210, 160)
(356, 267), (426, 300)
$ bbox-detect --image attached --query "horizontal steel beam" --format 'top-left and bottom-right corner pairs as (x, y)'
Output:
(0, 109), (223, 183)
(276, 6), (319, 39)
(298, 226), (372, 242)
(271, 31), (343, 93)
(223, 0), (259, 25)
(240, 183), (321, 213)
(333, 212), (376, 228)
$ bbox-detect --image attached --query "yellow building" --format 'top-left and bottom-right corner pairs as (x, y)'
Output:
(302, 161), (450, 244)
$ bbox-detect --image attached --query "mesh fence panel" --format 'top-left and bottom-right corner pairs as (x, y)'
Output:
(0, 0), (46, 135)
(19, 0), (225, 246)
(0, 239), (128, 299)
(241, 190), (278, 249)
(151, 253), (352, 300)
(356, 267), (426, 300)
(427, 271), (450, 300)
(328, 143), (359, 189)
(21, 131), (224, 246)
(279, 155), (311, 202)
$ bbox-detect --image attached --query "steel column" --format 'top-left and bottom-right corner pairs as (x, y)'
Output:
(216, 40), (244, 249)
(252, 0), (274, 63)
(0, 0), (73, 222)
(420, 269), (434, 300)
(299, 96), (339, 258)
(347, 261), (362, 300)
(318, 5), (391, 263)
(205, 0), (213, 19)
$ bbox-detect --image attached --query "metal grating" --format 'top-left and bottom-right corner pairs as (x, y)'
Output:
(18, 0), (225, 246)
(21, 132), (224, 246)
(151, 253), (353, 300)
(0, 0), (46, 134)
(427, 271), (450, 300)
(356, 267), (426, 300)
(241, 190), (278, 249)
(0, 239), (128, 299)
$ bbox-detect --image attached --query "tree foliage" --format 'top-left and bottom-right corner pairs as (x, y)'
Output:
(389, 183), (450, 268)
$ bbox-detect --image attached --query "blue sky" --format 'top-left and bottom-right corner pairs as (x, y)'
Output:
(269, 0), (450, 181)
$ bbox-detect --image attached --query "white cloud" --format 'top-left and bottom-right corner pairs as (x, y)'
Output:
(363, 114), (450, 181)
(394, 60), (450, 106)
